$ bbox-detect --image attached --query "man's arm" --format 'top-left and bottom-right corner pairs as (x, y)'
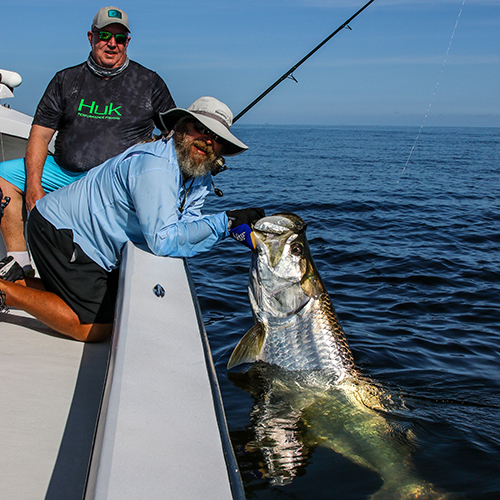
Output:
(25, 124), (56, 211)
(127, 154), (227, 257)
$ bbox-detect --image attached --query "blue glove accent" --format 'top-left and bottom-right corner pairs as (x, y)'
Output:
(229, 223), (257, 250)
(226, 208), (265, 251)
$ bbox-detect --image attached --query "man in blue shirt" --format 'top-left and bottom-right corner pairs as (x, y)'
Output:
(0, 97), (264, 342)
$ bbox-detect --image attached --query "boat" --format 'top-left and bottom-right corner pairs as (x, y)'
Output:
(0, 71), (244, 499)
(0, 69), (31, 164)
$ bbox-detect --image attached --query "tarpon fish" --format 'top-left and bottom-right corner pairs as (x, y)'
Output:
(228, 212), (354, 377)
(228, 213), (449, 499)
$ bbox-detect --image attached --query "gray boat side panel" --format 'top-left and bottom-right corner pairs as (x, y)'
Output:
(89, 242), (234, 500)
(0, 103), (31, 161)
(0, 310), (110, 500)
(0, 133), (28, 161)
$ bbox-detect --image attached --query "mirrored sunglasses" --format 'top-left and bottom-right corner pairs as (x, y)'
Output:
(95, 31), (128, 44)
(191, 121), (221, 143)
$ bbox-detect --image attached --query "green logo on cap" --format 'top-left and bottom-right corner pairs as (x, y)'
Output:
(108, 9), (122, 19)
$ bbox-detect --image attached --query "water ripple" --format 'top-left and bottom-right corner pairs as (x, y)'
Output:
(190, 126), (500, 499)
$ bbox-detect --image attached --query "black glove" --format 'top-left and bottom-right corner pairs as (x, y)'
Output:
(0, 187), (10, 221)
(226, 208), (266, 250)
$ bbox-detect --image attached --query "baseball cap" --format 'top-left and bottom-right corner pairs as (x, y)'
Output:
(159, 97), (248, 156)
(92, 6), (130, 32)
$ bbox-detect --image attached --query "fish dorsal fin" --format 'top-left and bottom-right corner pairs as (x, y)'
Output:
(227, 322), (266, 370)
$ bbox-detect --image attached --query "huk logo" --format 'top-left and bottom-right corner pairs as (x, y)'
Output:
(77, 99), (122, 120)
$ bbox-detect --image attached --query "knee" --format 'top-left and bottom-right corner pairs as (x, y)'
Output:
(81, 323), (113, 343)
(0, 178), (23, 198)
(0, 180), (25, 226)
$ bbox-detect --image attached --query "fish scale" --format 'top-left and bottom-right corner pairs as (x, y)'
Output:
(260, 294), (354, 376)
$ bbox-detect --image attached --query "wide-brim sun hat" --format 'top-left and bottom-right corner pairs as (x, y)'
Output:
(159, 96), (248, 156)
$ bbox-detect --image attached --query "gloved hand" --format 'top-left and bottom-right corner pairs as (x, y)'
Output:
(226, 208), (266, 250)
(0, 188), (10, 220)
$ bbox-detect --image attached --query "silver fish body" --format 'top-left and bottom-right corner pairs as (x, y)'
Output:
(228, 213), (448, 499)
(228, 213), (354, 378)
(252, 292), (352, 373)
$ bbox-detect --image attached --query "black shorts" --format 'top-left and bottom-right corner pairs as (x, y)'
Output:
(27, 207), (118, 324)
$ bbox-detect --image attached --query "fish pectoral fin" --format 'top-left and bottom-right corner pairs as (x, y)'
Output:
(227, 322), (266, 370)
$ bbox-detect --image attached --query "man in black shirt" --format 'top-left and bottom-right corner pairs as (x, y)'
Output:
(0, 6), (175, 270)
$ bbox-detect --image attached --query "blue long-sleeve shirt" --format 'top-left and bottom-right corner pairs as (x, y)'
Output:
(36, 138), (229, 271)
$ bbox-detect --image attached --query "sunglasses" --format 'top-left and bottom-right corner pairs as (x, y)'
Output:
(191, 120), (221, 143)
(95, 31), (128, 44)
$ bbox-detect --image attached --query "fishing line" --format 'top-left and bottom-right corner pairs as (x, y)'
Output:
(406, 393), (500, 410)
(398, 0), (466, 183)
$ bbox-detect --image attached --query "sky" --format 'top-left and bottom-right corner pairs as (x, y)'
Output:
(1, 0), (499, 127)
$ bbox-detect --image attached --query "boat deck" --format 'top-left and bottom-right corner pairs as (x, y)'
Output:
(0, 242), (243, 499)
(0, 310), (110, 500)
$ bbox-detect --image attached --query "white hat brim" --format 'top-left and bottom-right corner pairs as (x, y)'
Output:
(159, 108), (248, 156)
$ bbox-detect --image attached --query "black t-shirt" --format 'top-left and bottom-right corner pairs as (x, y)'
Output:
(33, 60), (175, 172)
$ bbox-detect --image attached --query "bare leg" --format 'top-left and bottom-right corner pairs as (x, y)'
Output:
(0, 278), (112, 342)
(0, 178), (27, 252)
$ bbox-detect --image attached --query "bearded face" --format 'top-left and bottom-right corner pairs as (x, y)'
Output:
(174, 119), (222, 178)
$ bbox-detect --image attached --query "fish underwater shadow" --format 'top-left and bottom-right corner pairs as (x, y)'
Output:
(227, 213), (456, 500)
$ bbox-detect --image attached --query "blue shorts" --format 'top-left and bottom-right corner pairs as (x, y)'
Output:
(0, 155), (86, 193)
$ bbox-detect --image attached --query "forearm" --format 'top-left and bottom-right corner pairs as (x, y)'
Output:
(149, 212), (229, 257)
(25, 135), (50, 187)
(24, 125), (56, 209)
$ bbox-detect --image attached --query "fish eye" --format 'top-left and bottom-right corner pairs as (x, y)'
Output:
(290, 243), (303, 256)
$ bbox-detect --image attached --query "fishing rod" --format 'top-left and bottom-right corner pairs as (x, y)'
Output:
(233, 0), (376, 123)
(212, 0), (375, 186)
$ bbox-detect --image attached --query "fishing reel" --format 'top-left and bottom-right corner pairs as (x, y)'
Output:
(212, 157), (227, 176)
(211, 157), (227, 197)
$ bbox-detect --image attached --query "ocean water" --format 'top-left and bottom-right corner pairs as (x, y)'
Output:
(189, 125), (500, 499)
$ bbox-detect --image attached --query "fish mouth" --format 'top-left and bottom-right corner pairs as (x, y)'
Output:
(253, 213), (307, 271)
(251, 219), (310, 315)
(254, 213), (307, 236)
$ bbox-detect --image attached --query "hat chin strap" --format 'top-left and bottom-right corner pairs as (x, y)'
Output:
(211, 158), (227, 197)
